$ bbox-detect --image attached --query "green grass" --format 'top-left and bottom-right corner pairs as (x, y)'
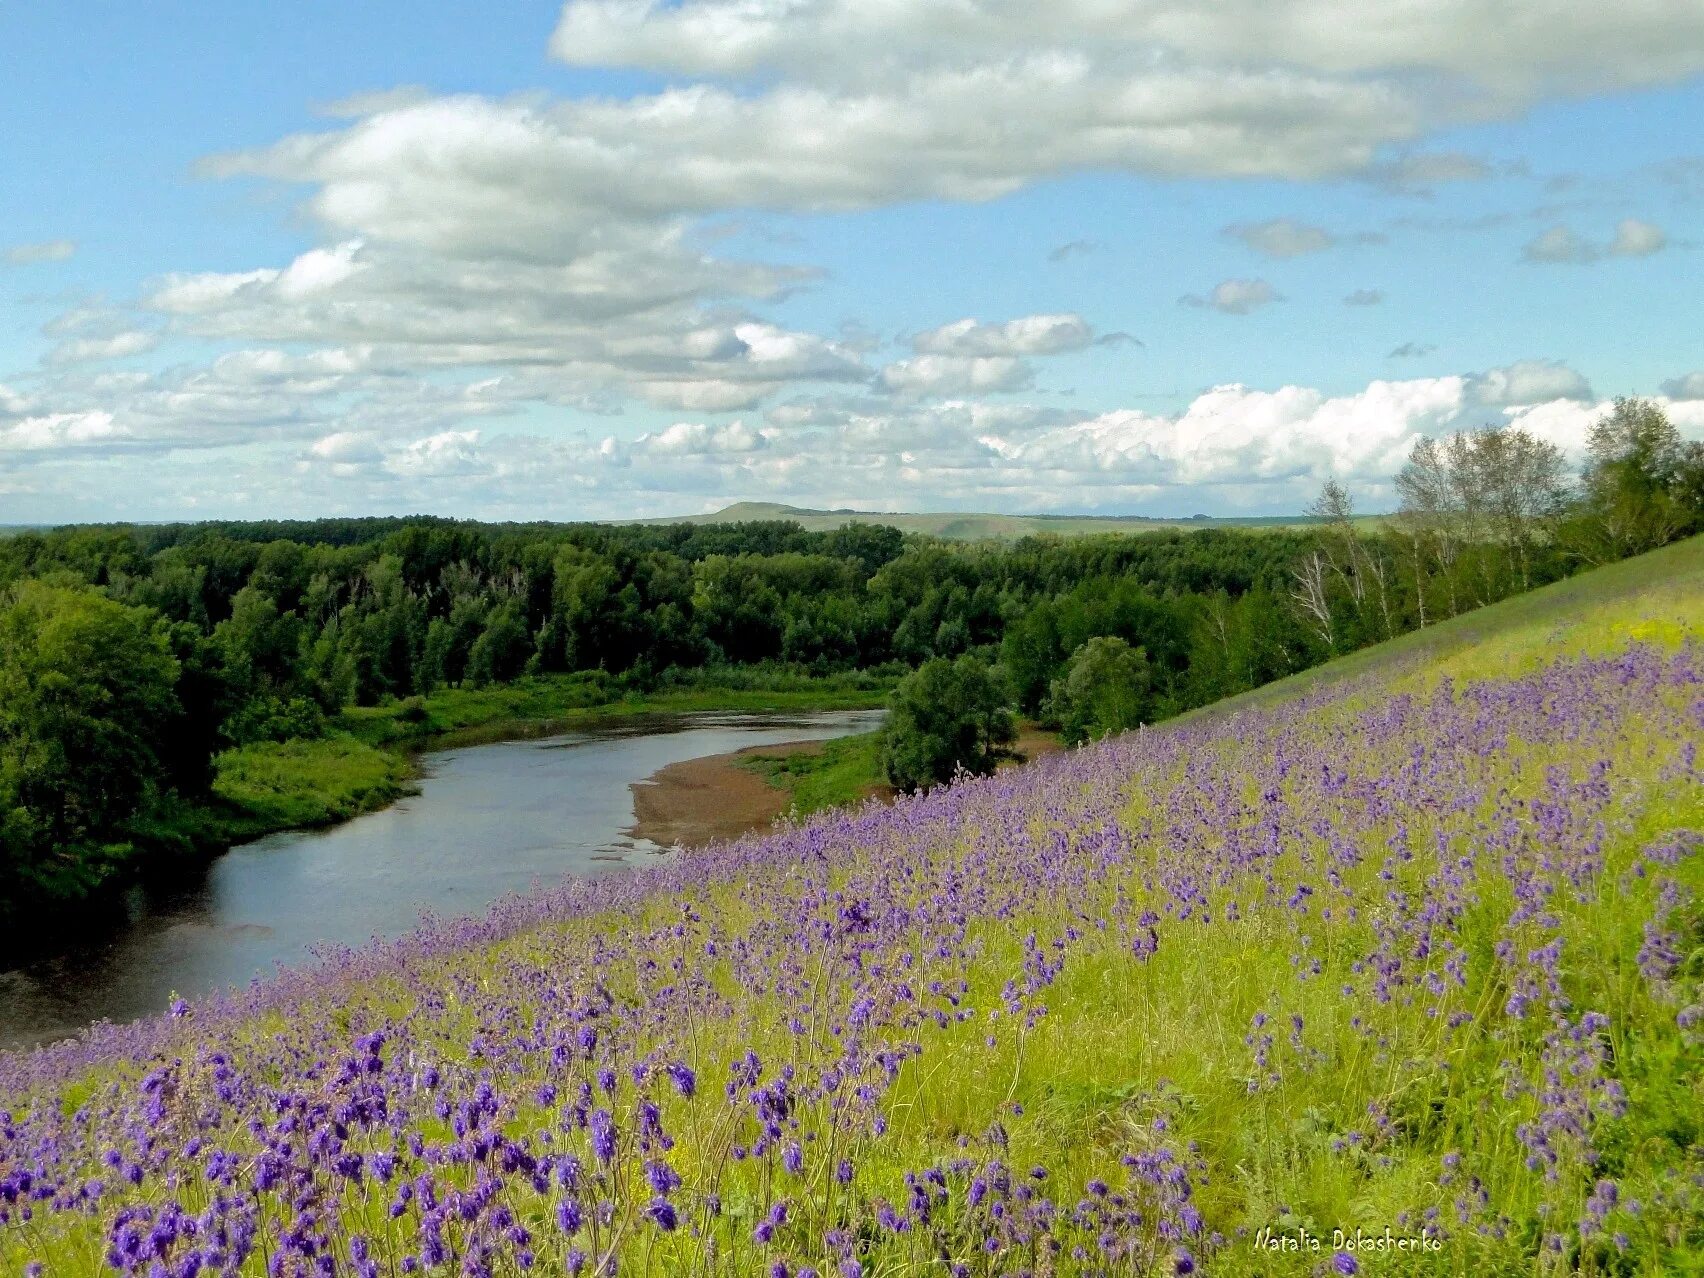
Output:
(738, 729), (889, 816)
(209, 735), (416, 828)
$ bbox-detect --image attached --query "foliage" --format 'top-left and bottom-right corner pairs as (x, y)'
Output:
(0, 582), (180, 908)
(1569, 396), (1704, 561)
(881, 655), (1016, 791)
(1048, 635), (1152, 745)
(1, 540), (1700, 1275)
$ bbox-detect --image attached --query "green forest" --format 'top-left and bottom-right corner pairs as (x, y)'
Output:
(1, 398), (1699, 934)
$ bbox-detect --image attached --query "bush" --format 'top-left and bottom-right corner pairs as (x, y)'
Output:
(223, 694), (329, 745)
(881, 655), (1015, 792)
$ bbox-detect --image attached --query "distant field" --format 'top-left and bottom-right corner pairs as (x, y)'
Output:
(3, 539), (1699, 1274)
(630, 500), (1348, 539)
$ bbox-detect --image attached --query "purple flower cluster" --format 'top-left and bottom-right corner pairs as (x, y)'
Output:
(0, 641), (1699, 1273)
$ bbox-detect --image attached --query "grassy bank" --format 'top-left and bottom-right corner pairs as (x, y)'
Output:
(738, 730), (891, 816)
(741, 722), (1064, 818)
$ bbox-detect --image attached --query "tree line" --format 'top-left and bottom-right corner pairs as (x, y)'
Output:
(1, 397), (1698, 917)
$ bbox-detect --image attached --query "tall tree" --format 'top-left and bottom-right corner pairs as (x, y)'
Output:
(1574, 397), (1699, 561)
(0, 583), (180, 903)
(881, 656), (1015, 792)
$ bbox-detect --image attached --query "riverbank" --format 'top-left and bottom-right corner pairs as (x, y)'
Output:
(4, 709), (889, 1046)
(168, 673), (896, 849)
(629, 722), (1066, 848)
(4, 674), (898, 963)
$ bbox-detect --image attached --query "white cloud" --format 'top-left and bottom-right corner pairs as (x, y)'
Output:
(4, 240), (76, 266)
(637, 420), (766, 455)
(881, 355), (1034, 397)
(13, 371), (1704, 522)
(45, 330), (161, 366)
(910, 314), (1094, 357)
(1660, 372), (1704, 400)
(310, 431), (384, 463)
(1523, 225), (1597, 263)
(549, 0), (1704, 98)
(1222, 218), (1381, 258)
(1224, 218), (1333, 257)
(385, 430), (489, 478)
(1, 410), (123, 451)
(1179, 279), (1282, 315)
(1468, 359), (1592, 405)
(1362, 151), (1496, 193)
(1524, 219), (1669, 264)
(1609, 218), (1667, 257)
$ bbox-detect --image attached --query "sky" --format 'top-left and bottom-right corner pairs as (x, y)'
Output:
(1, 2), (1702, 523)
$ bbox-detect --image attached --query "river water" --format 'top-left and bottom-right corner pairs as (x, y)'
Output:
(0, 709), (884, 1049)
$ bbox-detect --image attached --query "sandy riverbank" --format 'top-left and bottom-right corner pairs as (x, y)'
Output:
(627, 726), (1063, 849)
(626, 739), (828, 848)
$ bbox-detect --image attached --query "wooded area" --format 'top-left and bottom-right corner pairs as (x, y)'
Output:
(2, 397), (1698, 925)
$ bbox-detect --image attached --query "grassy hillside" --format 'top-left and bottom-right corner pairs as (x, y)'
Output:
(633, 500), (1345, 540)
(1, 541), (1699, 1275)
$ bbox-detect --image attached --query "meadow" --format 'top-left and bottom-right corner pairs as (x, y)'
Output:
(0, 538), (1699, 1276)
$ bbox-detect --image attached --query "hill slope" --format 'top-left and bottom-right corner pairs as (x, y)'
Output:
(632, 500), (1331, 539)
(2, 541), (1700, 1275)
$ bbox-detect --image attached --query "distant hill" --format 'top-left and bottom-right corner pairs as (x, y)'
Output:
(632, 501), (1328, 540)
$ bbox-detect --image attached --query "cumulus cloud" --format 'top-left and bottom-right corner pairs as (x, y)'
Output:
(386, 430), (489, 478)
(1660, 372), (1704, 400)
(1179, 279), (1282, 315)
(45, 330), (161, 366)
(0, 410), (123, 451)
(310, 431), (384, 464)
(1524, 219), (1669, 263)
(1344, 288), (1385, 306)
(636, 420), (766, 455)
(880, 354), (1034, 397)
(910, 314), (1095, 357)
(1523, 225), (1598, 263)
(4, 240), (76, 266)
(1609, 218), (1667, 257)
(1468, 359), (1592, 405)
(14, 369), (1704, 522)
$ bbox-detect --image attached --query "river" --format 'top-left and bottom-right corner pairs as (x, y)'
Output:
(0, 708), (884, 1049)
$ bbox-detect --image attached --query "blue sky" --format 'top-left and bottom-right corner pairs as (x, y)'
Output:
(2, 1), (1701, 522)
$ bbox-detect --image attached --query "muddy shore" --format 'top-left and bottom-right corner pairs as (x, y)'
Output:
(626, 726), (1063, 849)
(627, 739), (826, 848)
